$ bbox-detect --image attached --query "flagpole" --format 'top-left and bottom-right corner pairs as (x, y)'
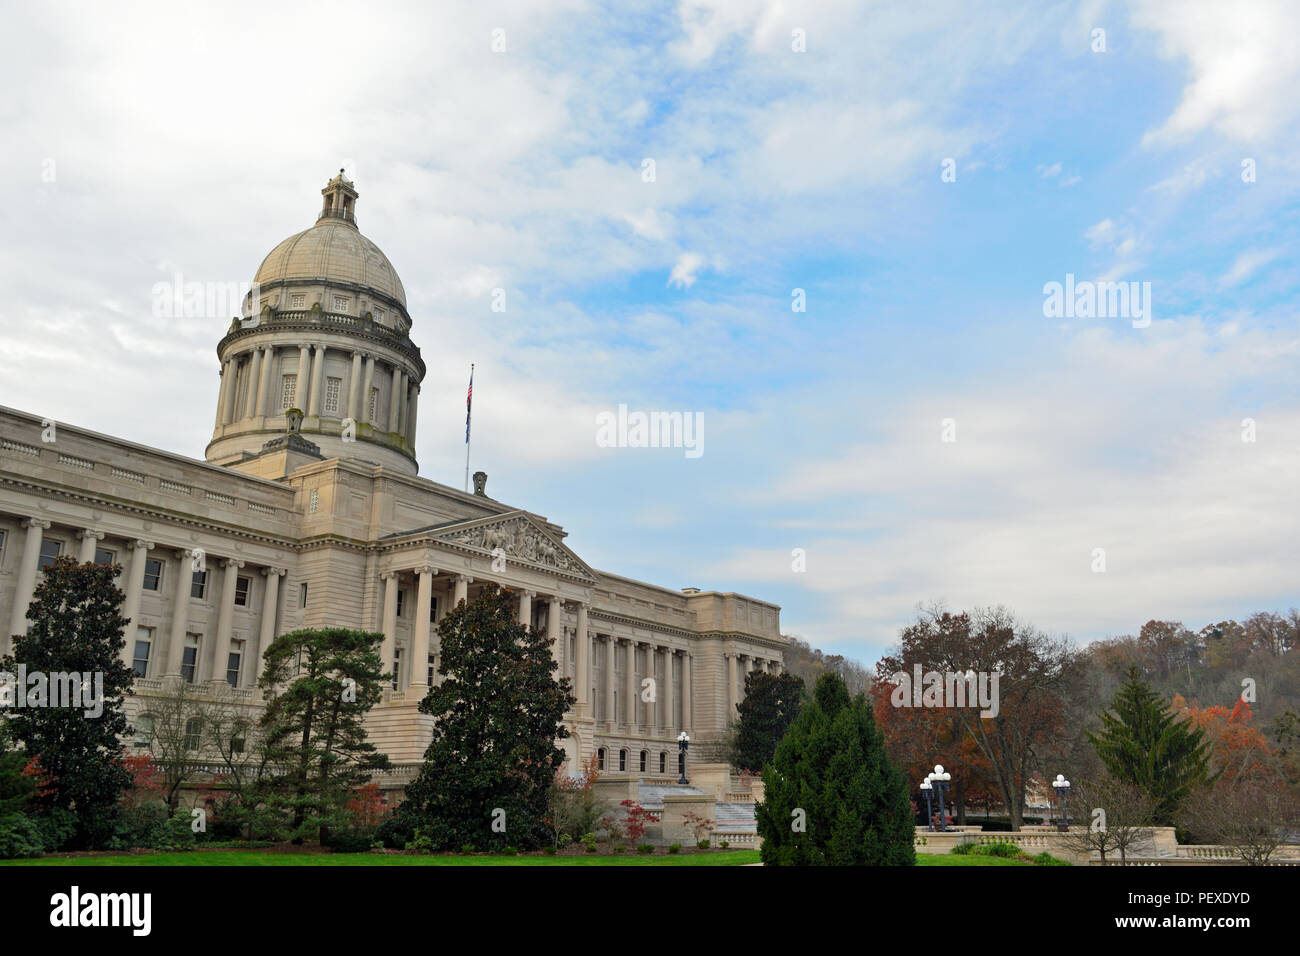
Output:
(464, 363), (474, 492)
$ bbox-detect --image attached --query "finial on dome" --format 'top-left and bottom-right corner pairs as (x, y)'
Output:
(319, 170), (358, 226)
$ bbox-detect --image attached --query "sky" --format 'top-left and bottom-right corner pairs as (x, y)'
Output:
(0, 0), (1296, 667)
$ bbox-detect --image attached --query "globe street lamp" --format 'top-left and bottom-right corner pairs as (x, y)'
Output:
(677, 732), (690, 784)
(932, 764), (952, 832)
(1052, 774), (1071, 831)
(920, 777), (935, 832)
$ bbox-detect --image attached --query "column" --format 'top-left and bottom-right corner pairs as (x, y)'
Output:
(120, 540), (155, 666)
(347, 351), (364, 422)
(380, 572), (399, 688)
(167, 549), (195, 676)
(77, 528), (104, 563)
(518, 590), (533, 627)
(308, 344), (325, 417)
(257, 566), (284, 684)
(575, 603), (589, 712)
(603, 637), (615, 725)
(411, 567), (433, 688)
(214, 359), (233, 428)
(664, 648), (675, 734)
(243, 348), (263, 419)
(7, 518), (51, 644)
(297, 345), (312, 410)
(255, 345), (274, 417)
(407, 384), (419, 444)
(387, 365), (403, 432)
(453, 573), (469, 608)
(682, 652), (692, 733)
(625, 639), (637, 732)
(212, 559), (244, 685)
(361, 355), (376, 423)
(726, 652), (736, 723)
(546, 596), (562, 672)
(397, 371), (409, 435)
(222, 357), (241, 424)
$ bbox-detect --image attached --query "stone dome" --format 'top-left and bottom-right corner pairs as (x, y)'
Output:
(250, 171), (407, 311)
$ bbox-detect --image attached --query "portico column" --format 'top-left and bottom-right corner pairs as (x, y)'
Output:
(626, 640), (638, 732)
(518, 590), (533, 627)
(603, 637), (615, 725)
(167, 549), (196, 676)
(297, 345), (312, 410)
(453, 574), (469, 608)
(682, 653), (692, 733)
(397, 371), (409, 435)
(347, 351), (364, 423)
(725, 652), (736, 723)
(308, 344), (325, 417)
(664, 649), (675, 734)
(120, 540), (155, 666)
(213, 559), (244, 685)
(243, 347), (263, 419)
(388, 365), (403, 432)
(411, 567), (433, 689)
(406, 384), (419, 444)
(222, 357), (241, 424)
(77, 529), (104, 563)
(214, 359), (233, 427)
(361, 355), (376, 423)
(380, 572), (399, 688)
(575, 603), (589, 712)
(546, 596), (562, 672)
(7, 517), (51, 645)
(258, 567), (284, 683)
(255, 345), (274, 417)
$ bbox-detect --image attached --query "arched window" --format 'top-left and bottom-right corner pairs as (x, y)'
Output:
(659, 752), (666, 774)
(639, 750), (647, 772)
(619, 749), (627, 772)
(597, 748), (606, 770)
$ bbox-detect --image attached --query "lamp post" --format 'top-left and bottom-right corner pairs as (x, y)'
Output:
(677, 732), (690, 784)
(920, 777), (934, 832)
(1052, 774), (1071, 831)
(932, 764), (952, 832)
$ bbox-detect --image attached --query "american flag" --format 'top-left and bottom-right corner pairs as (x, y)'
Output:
(465, 366), (473, 444)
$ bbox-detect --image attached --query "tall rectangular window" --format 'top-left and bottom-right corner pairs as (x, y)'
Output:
(428, 654), (436, 687)
(324, 376), (342, 415)
(226, 640), (243, 687)
(290, 293), (306, 309)
(396, 589), (406, 618)
(143, 558), (163, 591)
(181, 634), (201, 683)
(0, 529), (6, 565)
(299, 582), (308, 608)
(281, 374), (297, 409)
(38, 539), (61, 569)
(392, 648), (402, 691)
(132, 626), (153, 679)
(191, 569), (207, 599)
(368, 388), (378, 421)
(234, 576), (251, 607)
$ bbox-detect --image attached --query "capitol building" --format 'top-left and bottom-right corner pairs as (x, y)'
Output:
(0, 172), (786, 791)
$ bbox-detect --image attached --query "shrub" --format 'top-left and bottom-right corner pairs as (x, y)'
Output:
(697, 839), (710, 850)
(543, 845), (557, 856)
(719, 839), (730, 848)
(613, 845), (626, 854)
(0, 813), (44, 859)
(668, 843), (681, 854)
(637, 843), (655, 854)
(34, 807), (78, 853)
(405, 828), (433, 854)
(950, 842), (976, 855)
(502, 845), (518, 856)
(1032, 852), (1071, 866)
(327, 828), (375, 853)
(557, 833), (573, 849)
(158, 812), (196, 851)
(375, 809), (417, 850)
(581, 832), (598, 853)
(460, 843), (478, 855)
(980, 841), (1021, 859)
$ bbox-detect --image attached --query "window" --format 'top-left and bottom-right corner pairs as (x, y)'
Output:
(618, 749), (627, 772)
(324, 376), (342, 415)
(427, 654), (436, 686)
(333, 295), (350, 312)
(38, 539), (61, 569)
(181, 634), (200, 683)
(132, 627), (153, 678)
(133, 715), (153, 749)
(0, 529), (6, 564)
(290, 293), (306, 309)
(639, 750), (647, 772)
(659, 752), (666, 774)
(597, 748), (606, 771)
(392, 648), (402, 690)
(191, 569), (207, 599)
(374, 307), (386, 325)
(429, 597), (438, 622)
(183, 717), (202, 751)
(299, 582), (308, 608)
(396, 589), (406, 618)
(143, 558), (163, 591)
(281, 374), (297, 409)
(226, 640), (243, 687)
(94, 547), (116, 565)
(308, 489), (319, 513)
(230, 730), (246, 754)
(234, 576), (251, 607)
(368, 388), (378, 422)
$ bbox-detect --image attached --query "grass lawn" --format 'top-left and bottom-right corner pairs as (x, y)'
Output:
(2, 849), (764, 867)
(916, 853), (1032, 866)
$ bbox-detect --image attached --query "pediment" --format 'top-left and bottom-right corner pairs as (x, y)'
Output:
(431, 511), (597, 582)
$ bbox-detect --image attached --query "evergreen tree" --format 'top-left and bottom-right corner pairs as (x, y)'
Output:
(732, 671), (805, 772)
(1086, 666), (1213, 825)
(0, 721), (39, 816)
(1, 556), (134, 848)
(257, 628), (390, 844)
(403, 584), (574, 851)
(757, 672), (915, 865)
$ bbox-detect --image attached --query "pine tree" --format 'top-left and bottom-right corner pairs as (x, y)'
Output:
(2, 556), (135, 848)
(256, 628), (391, 844)
(757, 672), (915, 865)
(1086, 666), (1212, 825)
(732, 671), (805, 773)
(403, 584), (574, 851)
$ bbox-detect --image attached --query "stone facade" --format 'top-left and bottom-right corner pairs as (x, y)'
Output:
(0, 172), (785, 786)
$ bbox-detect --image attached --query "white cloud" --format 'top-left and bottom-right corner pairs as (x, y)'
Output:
(668, 252), (705, 288)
